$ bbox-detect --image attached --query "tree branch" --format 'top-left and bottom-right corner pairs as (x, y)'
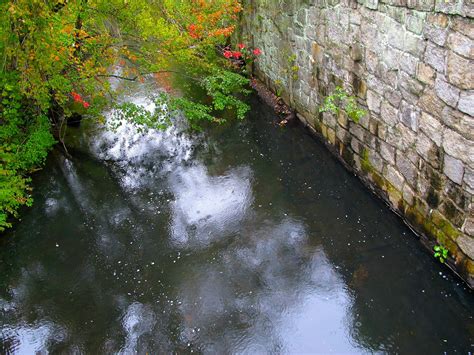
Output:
(96, 70), (200, 82)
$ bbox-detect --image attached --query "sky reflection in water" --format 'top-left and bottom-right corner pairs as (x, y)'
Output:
(0, 85), (473, 354)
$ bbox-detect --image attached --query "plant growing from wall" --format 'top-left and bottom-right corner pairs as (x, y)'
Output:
(433, 245), (449, 264)
(275, 80), (283, 97)
(319, 86), (366, 123)
(282, 54), (299, 81)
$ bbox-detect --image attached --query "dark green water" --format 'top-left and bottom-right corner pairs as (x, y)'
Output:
(1, 87), (473, 353)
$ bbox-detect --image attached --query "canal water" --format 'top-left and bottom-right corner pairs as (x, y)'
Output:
(1, 83), (473, 353)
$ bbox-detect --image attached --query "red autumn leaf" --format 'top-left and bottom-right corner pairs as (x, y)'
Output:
(71, 91), (82, 102)
(232, 51), (242, 59)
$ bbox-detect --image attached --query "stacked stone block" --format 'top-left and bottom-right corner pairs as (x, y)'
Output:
(241, 0), (474, 286)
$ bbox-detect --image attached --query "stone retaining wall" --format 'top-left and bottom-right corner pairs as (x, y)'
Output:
(239, 0), (474, 286)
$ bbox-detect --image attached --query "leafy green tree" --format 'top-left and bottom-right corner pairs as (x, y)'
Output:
(0, 0), (253, 230)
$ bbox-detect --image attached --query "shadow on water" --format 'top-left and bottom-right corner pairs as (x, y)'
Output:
(0, 85), (473, 353)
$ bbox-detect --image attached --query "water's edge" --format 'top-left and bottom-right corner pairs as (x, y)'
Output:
(253, 75), (473, 290)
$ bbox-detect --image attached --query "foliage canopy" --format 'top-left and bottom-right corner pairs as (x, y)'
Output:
(0, 0), (250, 230)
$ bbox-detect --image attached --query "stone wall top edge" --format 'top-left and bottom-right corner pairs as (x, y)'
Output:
(285, 0), (474, 18)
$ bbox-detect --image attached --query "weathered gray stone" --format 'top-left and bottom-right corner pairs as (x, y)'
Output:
(377, 63), (399, 86)
(447, 52), (474, 90)
(366, 0), (379, 9)
(419, 112), (443, 146)
(407, 0), (435, 10)
(380, 4), (407, 23)
(447, 32), (474, 59)
(416, 133), (439, 167)
(399, 53), (418, 75)
(435, 0), (466, 16)
(406, 12), (425, 35)
(463, 167), (474, 194)
(367, 90), (382, 113)
(458, 91), (474, 116)
(382, 47), (401, 69)
(404, 31), (426, 57)
(350, 12), (362, 25)
(443, 129), (473, 165)
(464, 218), (474, 237)
(458, 235), (474, 260)
(424, 42), (446, 73)
(386, 124), (417, 150)
(380, 141), (396, 164)
(396, 153), (418, 184)
(452, 17), (474, 39)
(398, 71), (425, 97)
(444, 154), (464, 184)
(386, 21), (405, 51)
(365, 49), (379, 72)
(378, 122), (388, 140)
(380, 0), (407, 6)
(366, 75), (385, 95)
(403, 184), (415, 205)
(419, 89), (446, 119)
(385, 164), (405, 190)
(399, 100), (419, 131)
(423, 24), (448, 46)
(435, 76), (460, 107)
(384, 88), (402, 107)
(359, 113), (371, 130)
(380, 101), (399, 126)
(322, 111), (337, 128)
(350, 124), (366, 141)
(406, 147), (420, 166)
(441, 106), (474, 141)
(369, 151), (384, 172)
(351, 137), (362, 154)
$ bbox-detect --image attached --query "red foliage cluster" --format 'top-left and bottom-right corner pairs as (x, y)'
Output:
(71, 91), (90, 109)
(188, 24), (200, 39)
(224, 50), (243, 59)
(222, 44), (262, 62)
